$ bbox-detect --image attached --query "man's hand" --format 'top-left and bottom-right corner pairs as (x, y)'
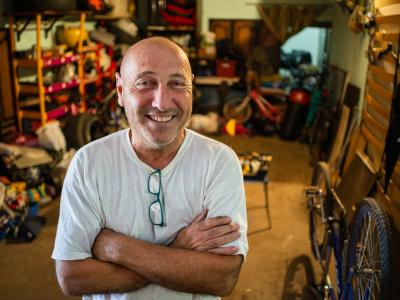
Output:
(170, 209), (240, 255)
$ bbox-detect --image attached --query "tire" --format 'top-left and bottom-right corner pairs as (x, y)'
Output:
(309, 161), (332, 262)
(343, 197), (392, 300)
(222, 96), (252, 123)
(309, 108), (333, 164)
(63, 113), (88, 150)
(82, 113), (102, 144)
(331, 221), (344, 299)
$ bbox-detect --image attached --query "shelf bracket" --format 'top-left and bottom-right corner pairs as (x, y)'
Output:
(44, 17), (60, 38)
(15, 18), (31, 41)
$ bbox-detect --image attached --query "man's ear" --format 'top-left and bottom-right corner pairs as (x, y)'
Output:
(115, 72), (124, 107)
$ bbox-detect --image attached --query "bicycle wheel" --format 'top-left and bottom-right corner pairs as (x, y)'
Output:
(343, 197), (392, 300)
(223, 96), (252, 123)
(309, 161), (332, 262)
(309, 108), (332, 164)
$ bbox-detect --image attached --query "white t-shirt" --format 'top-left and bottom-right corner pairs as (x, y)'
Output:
(52, 128), (248, 300)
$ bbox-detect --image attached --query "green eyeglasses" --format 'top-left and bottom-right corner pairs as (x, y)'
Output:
(147, 169), (166, 227)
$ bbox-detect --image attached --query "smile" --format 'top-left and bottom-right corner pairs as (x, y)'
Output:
(147, 115), (175, 123)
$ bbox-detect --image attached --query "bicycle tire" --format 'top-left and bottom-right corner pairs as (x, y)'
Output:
(83, 113), (102, 144)
(343, 197), (392, 300)
(309, 161), (332, 262)
(309, 108), (332, 164)
(63, 113), (88, 150)
(331, 221), (344, 300)
(222, 96), (252, 123)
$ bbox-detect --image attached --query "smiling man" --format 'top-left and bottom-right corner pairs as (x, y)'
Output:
(52, 37), (248, 300)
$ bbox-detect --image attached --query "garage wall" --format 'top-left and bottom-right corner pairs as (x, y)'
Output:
(200, 0), (335, 33)
(200, 0), (333, 69)
(328, 0), (400, 113)
(328, 5), (369, 108)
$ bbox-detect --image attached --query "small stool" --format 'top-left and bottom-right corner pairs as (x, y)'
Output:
(239, 152), (272, 231)
(244, 170), (271, 230)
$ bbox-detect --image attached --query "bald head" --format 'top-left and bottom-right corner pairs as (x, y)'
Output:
(120, 37), (192, 80)
(115, 37), (194, 153)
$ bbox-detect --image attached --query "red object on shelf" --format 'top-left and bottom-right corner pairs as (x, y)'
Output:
(216, 59), (236, 77)
(42, 54), (80, 67)
(47, 105), (69, 120)
(45, 78), (79, 94)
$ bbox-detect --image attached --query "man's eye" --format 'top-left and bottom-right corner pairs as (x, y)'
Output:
(136, 80), (156, 89)
(169, 81), (187, 89)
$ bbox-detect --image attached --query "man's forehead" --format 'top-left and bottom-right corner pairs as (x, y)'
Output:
(122, 41), (191, 74)
(135, 70), (187, 78)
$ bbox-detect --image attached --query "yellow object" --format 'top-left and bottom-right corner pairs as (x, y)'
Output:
(11, 182), (26, 193)
(57, 26), (88, 48)
(226, 119), (236, 137)
(242, 163), (250, 175)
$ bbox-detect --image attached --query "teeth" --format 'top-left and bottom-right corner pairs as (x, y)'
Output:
(148, 115), (174, 122)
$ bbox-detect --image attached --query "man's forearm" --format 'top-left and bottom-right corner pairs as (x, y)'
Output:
(55, 258), (149, 296)
(98, 233), (243, 296)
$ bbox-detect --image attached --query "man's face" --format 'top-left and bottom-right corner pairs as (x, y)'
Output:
(117, 43), (193, 149)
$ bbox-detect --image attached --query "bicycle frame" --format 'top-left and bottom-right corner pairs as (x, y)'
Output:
(249, 90), (282, 124)
(306, 186), (347, 300)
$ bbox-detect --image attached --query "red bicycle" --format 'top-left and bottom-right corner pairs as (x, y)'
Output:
(222, 85), (286, 124)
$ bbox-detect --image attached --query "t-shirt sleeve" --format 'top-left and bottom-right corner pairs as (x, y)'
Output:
(203, 147), (249, 258)
(52, 150), (104, 261)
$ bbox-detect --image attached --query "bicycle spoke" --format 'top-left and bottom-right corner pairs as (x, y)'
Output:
(346, 198), (392, 300)
(358, 214), (372, 270)
(356, 275), (362, 300)
(365, 220), (381, 299)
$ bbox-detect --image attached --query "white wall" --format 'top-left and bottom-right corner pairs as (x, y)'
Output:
(329, 5), (369, 107)
(282, 27), (327, 67)
(200, 0), (259, 33)
(200, 0), (334, 33)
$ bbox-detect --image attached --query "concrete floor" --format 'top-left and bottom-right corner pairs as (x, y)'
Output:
(0, 134), (320, 300)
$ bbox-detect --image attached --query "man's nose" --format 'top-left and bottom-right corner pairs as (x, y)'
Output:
(152, 84), (172, 111)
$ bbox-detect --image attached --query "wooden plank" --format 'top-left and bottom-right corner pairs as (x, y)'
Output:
(369, 64), (394, 83)
(365, 93), (391, 120)
(195, 76), (240, 86)
(15, 58), (37, 68)
(394, 161), (400, 188)
(18, 97), (40, 108)
(365, 142), (383, 172)
(366, 105), (389, 128)
(328, 105), (350, 165)
(387, 181), (400, 211)
(376, 15), (400, 25)
(375, 32), (399, 44)
(343, 126), (361, 173)
(367, 77), (393, 103)
(381, 161), (400, 190)
(20, 110), (42, 120)
(376, 0), (400, 7)
(19, 84), (39, 94)
(364, 121), (386, 145)
(361, 125), (384, 153)
(378, 4), (400, 17)
(364, 111), (388, 136)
